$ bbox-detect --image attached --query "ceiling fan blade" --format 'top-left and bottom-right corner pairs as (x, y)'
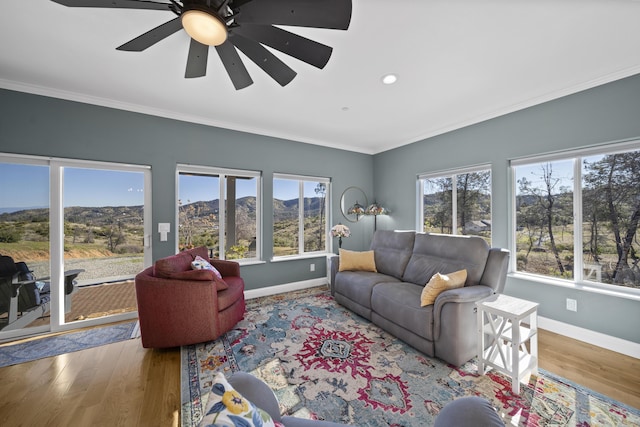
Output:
(50, 0), (173, 11)
(229, 33), (297, 87)
(215, 41), (253, 90)
(116, 17), (182, 51)
(233, 24), (332, 69)
(185, 39), (208, 78)
(233, 0), (352, 30)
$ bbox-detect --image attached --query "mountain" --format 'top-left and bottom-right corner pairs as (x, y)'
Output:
(0, 196), (327, 224)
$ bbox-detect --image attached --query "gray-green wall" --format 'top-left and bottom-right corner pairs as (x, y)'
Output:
(2, 73), (639, 345)
(0, 89), (373, 290)
(372, 73), (640, 344)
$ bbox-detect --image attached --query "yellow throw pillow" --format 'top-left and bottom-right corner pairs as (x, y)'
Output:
(338, 249), (377, 272)
(420, 269), (467, 307)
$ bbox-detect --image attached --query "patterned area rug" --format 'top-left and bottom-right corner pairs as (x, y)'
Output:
(181, 288), (640, 426)
(0, 320), (139, 367)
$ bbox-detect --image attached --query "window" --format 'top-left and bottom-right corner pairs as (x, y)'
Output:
(273, 174), (329, 257)
(512, 141), (640, 292)
(177, 165), (261, 261)
(418, 166), (492, 243)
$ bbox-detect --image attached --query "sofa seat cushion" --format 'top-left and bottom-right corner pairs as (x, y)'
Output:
(334, 272), (399, 309)
(371, 282), (434, 341)
(218, 276), (245, 311)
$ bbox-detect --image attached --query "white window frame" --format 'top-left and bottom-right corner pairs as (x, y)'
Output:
(509, 139), (640, 300)
(273, 173), (331, 259)
(417, 164), (492, 243)
(176, 164), (262, 263)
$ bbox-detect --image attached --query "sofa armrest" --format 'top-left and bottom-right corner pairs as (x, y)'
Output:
(210, 259), (241, 277)
(480, 248), (509, 293)
(433, 285), (494, 341)
(329, 255), (340, 295)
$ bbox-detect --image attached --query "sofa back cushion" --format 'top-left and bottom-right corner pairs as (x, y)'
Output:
(153, 246), (209, 278)
(402, 233), (490, 286)
(370, 230), (415, 279)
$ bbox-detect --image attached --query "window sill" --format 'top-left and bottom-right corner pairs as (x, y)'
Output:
(271, 253), (332, 263)
(236, 259), (266, 267)
(508, 272), (640, 302)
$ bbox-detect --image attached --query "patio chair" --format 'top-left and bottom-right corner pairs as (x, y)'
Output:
(0, 254), (83, 331)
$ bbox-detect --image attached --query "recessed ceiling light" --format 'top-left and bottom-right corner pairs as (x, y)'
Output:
(341, 106), (350, 111)
(381, 74), (398, 85)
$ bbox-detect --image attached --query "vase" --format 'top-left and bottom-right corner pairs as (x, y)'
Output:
(338, 236), (342, 248)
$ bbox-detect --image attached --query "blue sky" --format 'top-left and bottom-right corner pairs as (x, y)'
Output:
(514, 159), (574, 194)
(0, 164), (144, 210)
(0, 163), (50, 210)
(1, 164), (323, 212)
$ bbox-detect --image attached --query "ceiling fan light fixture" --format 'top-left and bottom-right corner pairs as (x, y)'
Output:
(382, 74), (398, 85)
(181, 6), (228, 46)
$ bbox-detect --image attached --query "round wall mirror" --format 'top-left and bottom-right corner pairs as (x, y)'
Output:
(340, 186), (368, 223)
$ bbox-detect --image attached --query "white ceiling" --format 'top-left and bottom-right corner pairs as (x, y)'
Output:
(1, 0), (640, 155)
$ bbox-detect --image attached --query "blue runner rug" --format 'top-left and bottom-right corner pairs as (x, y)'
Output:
(0, 320), (138, 367)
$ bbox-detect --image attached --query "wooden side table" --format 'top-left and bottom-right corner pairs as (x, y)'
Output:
(476, 294), (539, 394)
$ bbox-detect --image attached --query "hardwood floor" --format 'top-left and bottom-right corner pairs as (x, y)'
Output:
(0, 328), (637, 426)
(537, 329), (640, 409)
(0, 332), (180, 427)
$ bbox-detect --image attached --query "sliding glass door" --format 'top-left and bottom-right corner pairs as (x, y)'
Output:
(61, 164), (150, 326)
(0, 155), (151, 340)
(0, 159), (51, 336)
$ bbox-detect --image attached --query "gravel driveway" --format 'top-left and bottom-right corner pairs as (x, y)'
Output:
(28, 255), (144, 284)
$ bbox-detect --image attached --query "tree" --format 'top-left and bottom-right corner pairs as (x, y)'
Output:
(457, 171), (490, 233)
(314, 183), (327, 250)
(516, 201), (545, 259)
(583, 152), (640, 284)
(424, 178), (452, 233)
(517, 163), (571, 275)
(105, 216), (125, 253)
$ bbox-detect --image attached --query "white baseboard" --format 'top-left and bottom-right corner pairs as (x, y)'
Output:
(244, 278), (329, 300)
(538, 316), (640, 359)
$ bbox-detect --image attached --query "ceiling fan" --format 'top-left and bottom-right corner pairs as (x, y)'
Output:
(50, 0), (352, 90)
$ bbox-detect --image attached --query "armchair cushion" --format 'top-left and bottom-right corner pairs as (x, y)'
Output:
(199, 372), (277, 427)
(165, 269), (229, 291)
(210, 259), (242, 278)
(153, 246), (209, 278)
(228, 372), (352, 427)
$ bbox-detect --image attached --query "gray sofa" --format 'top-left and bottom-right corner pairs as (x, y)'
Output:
(330, 230), (509, 367)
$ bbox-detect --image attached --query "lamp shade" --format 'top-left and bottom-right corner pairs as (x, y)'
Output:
(181, 7), (228, 46)
(365, 201), (388, 216)
(347, 201), (365, 217)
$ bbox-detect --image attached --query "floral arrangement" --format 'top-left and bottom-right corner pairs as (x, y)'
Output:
(331, 223), (351, 249)
(331, 223), (351, 238)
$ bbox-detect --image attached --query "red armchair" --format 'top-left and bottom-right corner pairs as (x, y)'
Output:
(134, 246), (245, 348)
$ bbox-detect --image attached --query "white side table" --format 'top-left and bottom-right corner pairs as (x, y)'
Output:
(476, 294), (539, 394)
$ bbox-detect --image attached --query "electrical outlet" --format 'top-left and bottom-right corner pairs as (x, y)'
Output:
(310, 263), (315, 272)
(566, 298), (577, 312)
